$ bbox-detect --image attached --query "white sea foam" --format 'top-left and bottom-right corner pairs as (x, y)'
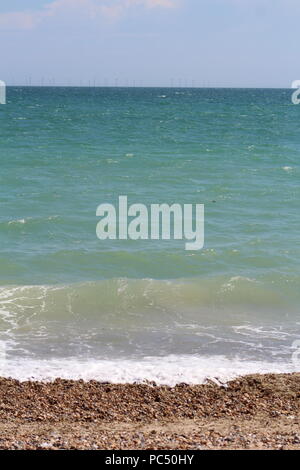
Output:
(0, 356), (298, 386)
(8, 218), (27, 225)
(282, 166), (293, 172)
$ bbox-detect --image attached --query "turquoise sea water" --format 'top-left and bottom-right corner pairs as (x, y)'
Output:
(0, 87), (299, 383)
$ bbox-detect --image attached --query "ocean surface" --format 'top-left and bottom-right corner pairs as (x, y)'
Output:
(0, 87), (299, 384)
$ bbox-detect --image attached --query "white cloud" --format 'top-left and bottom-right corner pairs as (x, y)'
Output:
(0, 0), (178, 31)
(0, 11), (43, 30)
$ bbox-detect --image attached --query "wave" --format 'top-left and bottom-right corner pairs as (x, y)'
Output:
(0, 276), (298, 329)
(0, 277), (299, 377)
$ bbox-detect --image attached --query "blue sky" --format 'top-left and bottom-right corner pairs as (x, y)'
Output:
(0, 0), (299, 87)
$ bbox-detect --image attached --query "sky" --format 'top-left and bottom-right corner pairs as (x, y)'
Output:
(0, 0), (299, 87)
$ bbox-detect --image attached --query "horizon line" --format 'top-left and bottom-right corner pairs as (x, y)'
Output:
(3, 85), (294, 90)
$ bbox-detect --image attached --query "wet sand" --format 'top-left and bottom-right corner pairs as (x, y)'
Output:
(0, 373), (299, 450)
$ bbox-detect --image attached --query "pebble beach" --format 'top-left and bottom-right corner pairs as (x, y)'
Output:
(0, 373), (299, 450)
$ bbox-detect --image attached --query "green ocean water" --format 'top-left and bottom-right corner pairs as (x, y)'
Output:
(0, 87), (299, 383)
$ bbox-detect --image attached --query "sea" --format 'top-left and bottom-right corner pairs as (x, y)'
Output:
(0, 87), (299, 385)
